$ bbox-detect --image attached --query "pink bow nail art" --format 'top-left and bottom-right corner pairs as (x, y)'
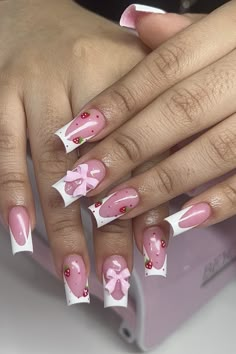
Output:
(103, 255), (131, 308)
(53, 160), (106, 207)
(55, 109), (106, 153)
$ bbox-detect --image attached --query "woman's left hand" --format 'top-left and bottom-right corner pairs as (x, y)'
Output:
(56, 2), (236, 236)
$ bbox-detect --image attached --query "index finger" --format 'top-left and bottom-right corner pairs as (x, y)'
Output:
(56, 1), (236, 153)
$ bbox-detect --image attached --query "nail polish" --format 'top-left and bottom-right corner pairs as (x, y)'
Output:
(103, 255), (131, 308)
(88, 188), (139, 228)
(55, 109), (106, 153)
(53, 160), (106, 207)
(120, 4), (166, 29)
(63, 254), (90, 306)
(164, 203), (212, 237)
(8, 206), (33, 255)
(143, 226), (167, 277)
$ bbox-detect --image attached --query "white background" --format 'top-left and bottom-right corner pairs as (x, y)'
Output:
(0, 227), (236, 354)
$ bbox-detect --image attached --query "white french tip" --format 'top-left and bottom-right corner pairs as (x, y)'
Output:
(164, 206), (193, 237)
(103, 276), (128, 308)
(52, 178), (81, 208)
(88, 193), (122, 228)
(9, 226), (33, 255)
(64, 278), (90, 306)
(143, 248), (167, 277)
(133, 4), (166, 13)
(120, 4), (166, 28)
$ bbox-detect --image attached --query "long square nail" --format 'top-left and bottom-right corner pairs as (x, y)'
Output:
(63, 255), (90, 306)
(53, 160), (106, 207)
(143, 226), (167, 277)
(8, 206), (33, 255)
(88, 188), (139, 228)
(103, 255), (130, 308)
(55, 109), (106, 153)
(164, 203), (211, 237)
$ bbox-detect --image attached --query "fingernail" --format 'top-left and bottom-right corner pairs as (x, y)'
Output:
(103, 255), (131, 308)
(164, 203), (212, 237)
(8, 206), (33, 255)
(63, 254), (90, 306)
(120, 4), (166, 29)
(53, 160), (106, 207)
(88, 188), (139, 228)
(55, 109), (106, 153)
(143, 226), (167, 277)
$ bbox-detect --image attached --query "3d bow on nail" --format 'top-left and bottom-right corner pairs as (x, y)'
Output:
(105, 268), (131, 295)
(64, 164), (98, 197)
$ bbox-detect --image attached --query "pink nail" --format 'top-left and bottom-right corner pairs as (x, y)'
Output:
(88, 188), (139, 228)
(143, 226), (167, 277)
(103, 255), (130, 308)
(63, 254), (90, 306)
(53, 160), (106, 207)
(120, 4), (166, 29)
(8, 206), (33, 254)
(55, 109), (106, 153)
(164, 203), (212, 237)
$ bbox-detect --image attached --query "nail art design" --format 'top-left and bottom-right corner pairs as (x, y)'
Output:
(143, 226), (167, 277)
(120, 4), (166, 29)
(164, 203), (211, 237)
(63, 255), (90, 306)
(103, 255), (130, 308)
(8, 206), (33, 255)
(53, 160), (106, 207)
(88, 188), (139, 228)
(55, 109), (106, 153)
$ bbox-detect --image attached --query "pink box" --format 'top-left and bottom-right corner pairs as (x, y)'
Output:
(28, 157), (236, 351)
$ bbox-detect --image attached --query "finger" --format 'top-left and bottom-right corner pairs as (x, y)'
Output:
(56, 1), (236, 152)
(75, 47), (236, 198)
(88, 113), (236, 226)
(0, 87), (35, 254)
(25, 82), (90, 306)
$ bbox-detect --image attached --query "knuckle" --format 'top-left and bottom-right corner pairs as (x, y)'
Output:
(0, 133), (22, 154)
(221, 182), (236, 207)
(152, 166), (175, 196)
(0, 172), (26, 192)
(112, 132), (143, 164)
(98, 219), (130, 235)
(49, 219), (80, 249)
(207, 129), (236, 167)
(109, 84), (137, 114)
(164, 86), (205, 129)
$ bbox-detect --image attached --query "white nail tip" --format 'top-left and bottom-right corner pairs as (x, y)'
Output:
(143, 246), (167, 277)
(64, 278), (90, 306)
(9, 226), (33, 255)
(52, 178), (81, 207)
(133, 4), (166, 13)
(103, 276), (128, 308)
(88, 193), (123, 228)
(164, 206), (193, 237)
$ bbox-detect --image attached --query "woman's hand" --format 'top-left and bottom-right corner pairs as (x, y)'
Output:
(56, 2), (236, 241)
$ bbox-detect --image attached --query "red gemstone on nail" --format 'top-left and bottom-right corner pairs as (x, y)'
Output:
(95, 201), (102, 208)
(119, 206), (127, 213)
(64, 267), (70, 277)
(83, 287), (89, 297)
(145, 260), (153, 269)
(161, 240), (166, 248)
(81, 112), (90, 119)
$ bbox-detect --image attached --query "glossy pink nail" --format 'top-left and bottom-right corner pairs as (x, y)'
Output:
(55, 109), (106, 153)
(143, 226), (167, 277)
(120, 4), (166, 29)
(88, 188), (139, 228)
(103, 255), (130, 308)
(53, 160), (106, 207)
(164, 202), (212, 237)
(63, 254), (90, 306)
(8, 206), (33, 254)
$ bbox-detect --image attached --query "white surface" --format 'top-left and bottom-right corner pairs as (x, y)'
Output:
(0, 228), (236, 354)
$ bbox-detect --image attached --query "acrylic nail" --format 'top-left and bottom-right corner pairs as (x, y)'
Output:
(143, 226), (167, 277)
(164, 202), (212, 237)
(88, 188), (139, 228)
(8, 206), (33, 255)
(103, 255), (131, 308)
(55, 109), (106, 153)
(120, 4), (166, 29)
(63, 254), (90, 306)
(53, 160), (106, 207)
